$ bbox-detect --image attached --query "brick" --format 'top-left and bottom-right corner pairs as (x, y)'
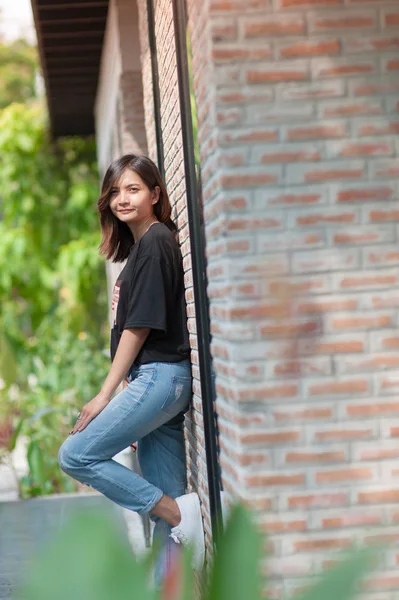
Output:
(319, 99), (383, 118)
(247, 64), (308, 84)
(359, 489), (399, 504)
(286, 491), (348, 509)
(255, 185), (328, 207)
(353, 441), (399, 462)
(333, 225), (395, 245)
(220, 168), (280, 188)
(274, 404), (333, 422)
(316, 466), (374, 484)
(271, 357), (332, 377)
(374, 292), (399, 316)
(320, 511), (383, 529)
(314, 424), (375, 442)
(268, 274), (332, 296)
(313, 58), (376, 78)
(291, 248), (359, 274)
(326, 139), (394, 159)
(226, 215), (283, 231)
(371, 330), (399, 352)
(368, 207), (399, 222)
(279, 80), (345, 102)
(299, 334), (366, 355)
(384, 57), (399, 72)
(260, 518), (307, 534)
(307, 378), (369, 397)
(244, 15), (305, 38)
(309, 12), (376, 32)
(337, 271), (398, 290)
(333, 183), (395, 203)
(286, 122), (347, 141)
(260, 320), (320, 338)
(376, 374), (399, 395)
(246, 473), (305, 487)
(219, 127), (278, 146)
(344, 35), (399, 54)
(345, 399), (399, 417)
(330, 312), (392, 331)
(258, 230), (325, 252)
(216, 107), (243, 126)
(213, 45), (272, 63)
(278, 39), (340, 59)
(287, 161), (365, 184)
(370, 159), (399, 179)
(217, 381), (299, 402)
(211, 20), (237, 41)
(211, 301), (289, 321)
(287, 450), (345, 464)
(218, 87), (273, 105)
(351, 78), (399, 96)
(246, 102), (314, 125)
(258, 144), (321, 164)
(290, 207), (357, 227)
(226, 254), (290, 278)
(364, 572), (399, 592)
(294, 537), (352, 552)
(265, 556), (313, 578)
(295, 296), (357, 313)
(384, 11), (399, 27)
(354, 118), (399, 137)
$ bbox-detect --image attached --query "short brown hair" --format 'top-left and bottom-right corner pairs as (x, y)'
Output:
(97, 154), (176, 262)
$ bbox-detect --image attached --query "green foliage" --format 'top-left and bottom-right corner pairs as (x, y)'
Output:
(0, 39), (39, 108)
(18, 503), (376, 600)
(0, 102), (108, 496)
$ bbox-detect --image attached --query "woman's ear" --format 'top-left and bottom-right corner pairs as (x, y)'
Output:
(152, 186), (160, 205)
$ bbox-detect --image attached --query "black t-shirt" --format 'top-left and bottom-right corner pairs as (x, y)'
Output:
(110, 222), (190, 366)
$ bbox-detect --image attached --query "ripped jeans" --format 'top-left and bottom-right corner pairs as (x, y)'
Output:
(58, 359), (192, 585)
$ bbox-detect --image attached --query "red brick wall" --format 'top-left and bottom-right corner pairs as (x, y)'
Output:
(201, 0), (399, 597)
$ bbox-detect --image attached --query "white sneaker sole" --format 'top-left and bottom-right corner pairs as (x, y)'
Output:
(190, 493), (205, 571)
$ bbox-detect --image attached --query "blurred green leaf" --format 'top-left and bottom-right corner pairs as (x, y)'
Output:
(20, 509), (159, 600)
(205, 503), (262, 600)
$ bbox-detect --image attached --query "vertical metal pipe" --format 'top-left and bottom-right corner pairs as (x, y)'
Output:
(171, 0), (223, 548)
(147, 0), (165, 178)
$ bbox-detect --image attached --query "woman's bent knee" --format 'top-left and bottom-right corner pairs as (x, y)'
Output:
(58, 438), (81, 475)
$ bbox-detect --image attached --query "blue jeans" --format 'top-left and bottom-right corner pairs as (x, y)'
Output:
(58, 360), (192, 584)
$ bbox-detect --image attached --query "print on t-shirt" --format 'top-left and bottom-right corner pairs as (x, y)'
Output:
(111, 279), (121, 328)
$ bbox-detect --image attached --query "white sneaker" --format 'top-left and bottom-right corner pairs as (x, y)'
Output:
(170, 492), (205, 571)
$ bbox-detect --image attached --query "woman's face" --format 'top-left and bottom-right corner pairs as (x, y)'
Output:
(109, 169), (159, 225)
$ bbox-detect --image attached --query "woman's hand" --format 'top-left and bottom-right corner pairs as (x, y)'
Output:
(70, 392), (110, 434)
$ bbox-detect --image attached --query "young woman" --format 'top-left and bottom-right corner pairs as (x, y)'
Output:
(58, 154), (205, 578)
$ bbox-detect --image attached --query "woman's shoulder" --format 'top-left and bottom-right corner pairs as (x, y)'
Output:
(139, 222), (178, 258)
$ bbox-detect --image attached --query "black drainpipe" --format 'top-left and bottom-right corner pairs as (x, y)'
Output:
(146, 0), (165, 179)
(171, 0), (223, 548)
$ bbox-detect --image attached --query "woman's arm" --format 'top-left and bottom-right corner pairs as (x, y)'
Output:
(100, 327), (150, 399)
(70, 327), (150, 434)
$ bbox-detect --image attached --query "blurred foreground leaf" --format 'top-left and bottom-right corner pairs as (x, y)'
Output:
(19, 509), (159, 600)
(205, 503), (262, 600)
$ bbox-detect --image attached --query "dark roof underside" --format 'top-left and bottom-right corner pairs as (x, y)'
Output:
(31, 0), (109, 137)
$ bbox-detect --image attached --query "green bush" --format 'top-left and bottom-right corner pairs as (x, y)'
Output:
(0, 103), (108, 496)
